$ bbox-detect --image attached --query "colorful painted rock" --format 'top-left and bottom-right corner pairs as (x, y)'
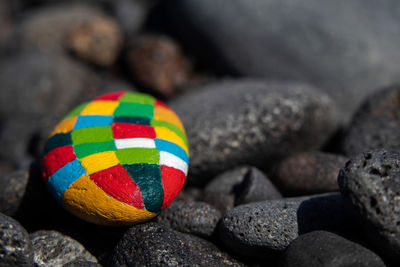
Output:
(41, 91), (189, 226)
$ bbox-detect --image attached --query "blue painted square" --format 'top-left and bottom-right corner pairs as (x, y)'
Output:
(47, 159), (87, 202)
(155, 139), (189, 164)
(74, 115), (113, 129)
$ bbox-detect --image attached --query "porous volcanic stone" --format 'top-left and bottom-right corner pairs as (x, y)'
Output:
(281, 230), (386, 267)
(342, 85), (400, 156)
(159, 0), (400, 122)
(170, 80), (337, 183)
(277, 151), (348, 195)
(126, 34), (191, 97)
(31, 230), (97, 267)
(205, 166), (281, 205)
(156, 200), (221, 238)
(338, 149), (400, 261)
(0, 170), (29, 216)
(203, 192), (235, 215)
(218, 193), (351, 259)
(0, 212), (33, 266)
(110, 222), (244, 266)
(63, 259), (102, 267)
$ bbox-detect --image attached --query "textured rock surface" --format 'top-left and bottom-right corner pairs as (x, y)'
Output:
(218, 193), (350, 259)
(338, 149), (400, 261)
(342, 85), (400, 156)
(126, 34), (191, 97)
(205, 166), (281, 205)
(170, 80), (337, 182)
(277, 151), (348, 195)
(0, 170), (29, 216)
(156, 200), (221, 238)
(160, 0), (400, 122)
(31, 230), (98, 267)
(0, 213), (33, 266)
(203, 192), (235, 215)
(63, 259), (102, 267)
(111, 222), (244, 266)
(281, 230), (386, 267)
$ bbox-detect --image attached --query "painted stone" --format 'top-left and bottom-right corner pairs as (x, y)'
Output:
(41, 91), (189, 226)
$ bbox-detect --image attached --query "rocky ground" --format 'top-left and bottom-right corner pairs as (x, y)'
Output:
(0, 0), (400, 266)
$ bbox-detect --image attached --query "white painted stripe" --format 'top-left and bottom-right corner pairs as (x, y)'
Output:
(160, 151), (188, 175)
(115, 138), (156, 149)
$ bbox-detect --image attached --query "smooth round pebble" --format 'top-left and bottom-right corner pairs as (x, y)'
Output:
(41, 91), (189, 225)
(126, 34), (191, 97)
(110, 222), (244, 266)
(31, 230), (97, 267)
(156, 200), (221, 238)
(281, 230), (386, 267)
(0, 212), (33, 266)
(277, 151), (348, 195)
(338, 149), (400, 261)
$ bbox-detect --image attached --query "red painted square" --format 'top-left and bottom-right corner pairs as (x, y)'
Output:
(160, 166), (186, 210)
(90, 164), (144, 209)
(111, 123), (156, 139)
(94, 91), (127, 101)
(42, 146), (76, 181)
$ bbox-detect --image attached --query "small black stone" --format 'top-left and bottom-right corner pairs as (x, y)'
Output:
(281, 230), (386, 267)
(110, 222), (244, 267)
(156, 200), (221, 238)
(0, 212), (33, 266)
(0, 170), (29, 216)
(30, 230), (98, 267)
(218, 193), (352, 259)
(338, 149), (400, 262)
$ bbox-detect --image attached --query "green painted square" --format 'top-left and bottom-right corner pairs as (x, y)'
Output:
(123, 163), (163, 213)
(116, 148), (159, 165)
(71, 126), (113, 145)
(73, 141), (116, 158)
(63, 102), (88, 119)
(113, 102), (154, 118)
(44, 133), (72, 154)
(119, 92), (155, 105)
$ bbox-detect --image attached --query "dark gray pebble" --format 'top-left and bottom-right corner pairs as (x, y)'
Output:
(31, 230), (98, 267)
(205, 166), (281, 206)
(218, 193), (352, 259)
(0, 212), (33, 266)
(160, 0), (400, 122)
(338, 149), (400, 261)
(277, 151), (348, 195)
(156, 200), (221, 238)
(0, 170), (29, 216)
(203, 192), (235, 215)
(281, 230), (386, 267)
(110, 222), (244, 267)
(342, 85), (400, 156)
(170, 80), (337, 184)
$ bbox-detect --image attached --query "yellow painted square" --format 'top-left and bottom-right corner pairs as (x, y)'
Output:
(80, 151), (119, 175)
(49, 116), (78, 137)
(154, 126), (188, 154)
(154, 106), (185, 132)
(80, 101), (119, 116)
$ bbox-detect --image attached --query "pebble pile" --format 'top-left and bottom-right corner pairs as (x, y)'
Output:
(0, 1), (399, 266)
